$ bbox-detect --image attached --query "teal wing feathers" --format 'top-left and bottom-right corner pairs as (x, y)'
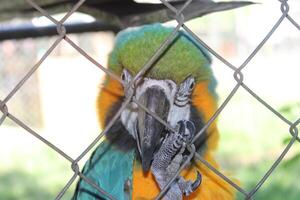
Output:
(72, 140), (135, 200)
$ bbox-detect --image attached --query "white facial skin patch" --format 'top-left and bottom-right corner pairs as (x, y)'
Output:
(120, 69), (195, 138)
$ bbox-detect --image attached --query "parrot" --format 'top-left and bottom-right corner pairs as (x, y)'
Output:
(72, 23), (235, 200)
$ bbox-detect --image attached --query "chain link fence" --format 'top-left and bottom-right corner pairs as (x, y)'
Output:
(0, 38), (44, 127)
(0, 0), (299, 199)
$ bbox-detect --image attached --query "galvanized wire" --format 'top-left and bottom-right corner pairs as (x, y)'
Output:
(0, 0), (299, 199)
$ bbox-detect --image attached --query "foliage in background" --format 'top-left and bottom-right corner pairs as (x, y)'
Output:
(218, 101), (300, 200)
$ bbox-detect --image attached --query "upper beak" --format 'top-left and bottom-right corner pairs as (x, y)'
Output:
(137, 87), (170, 172)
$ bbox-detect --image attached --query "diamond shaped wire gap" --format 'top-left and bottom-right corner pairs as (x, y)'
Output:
(214, 88), (293, 199)
(0, 36), (72, 159)
(239, 19), (300, 119)
(0, 36), (63, 107)
(37, 33), (114, 158)
(217, 87), (290, 164)
(246, 118), (300, 200)
(0, 36), (69, 127)
(223, 86), (300, 198)
(246, 122), (299, 199)
(0, 118), (75, 200)
(0, 36), (104, 157)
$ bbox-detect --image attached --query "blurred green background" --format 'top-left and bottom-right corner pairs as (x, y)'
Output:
(1, 0), (300, 199)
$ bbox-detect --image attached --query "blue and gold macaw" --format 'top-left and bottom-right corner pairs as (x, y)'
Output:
(72, 24), (235, 200)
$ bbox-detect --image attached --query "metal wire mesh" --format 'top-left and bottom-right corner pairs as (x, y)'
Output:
(0, 39), (43, 127)
(0, 0), (299, 199)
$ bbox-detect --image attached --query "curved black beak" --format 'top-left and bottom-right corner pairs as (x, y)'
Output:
(137, 87), (170, 172)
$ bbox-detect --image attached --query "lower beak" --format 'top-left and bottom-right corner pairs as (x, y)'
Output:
(137, 87), (170, 172)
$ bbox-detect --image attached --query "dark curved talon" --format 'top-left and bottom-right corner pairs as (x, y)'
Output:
(182, 171), (202, 196)
(186, 120), (195, 136)
(191, 171), (202, 192)
(186, 120), (195, 143)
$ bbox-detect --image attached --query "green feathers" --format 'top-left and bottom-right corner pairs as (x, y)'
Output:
(108, 23), (212, 84)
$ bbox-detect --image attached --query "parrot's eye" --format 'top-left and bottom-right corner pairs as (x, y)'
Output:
(177, 76), (195, 98)
(189, 82), (195, 90)
(121, 73), (126, 81)
(121, 69), (132, 85)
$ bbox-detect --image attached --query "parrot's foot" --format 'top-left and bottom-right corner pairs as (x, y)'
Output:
(166, 120), (195, 175)
(178, 171), (202, 196)
(151, 120), (201, 199)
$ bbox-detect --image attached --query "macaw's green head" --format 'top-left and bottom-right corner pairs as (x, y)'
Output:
(108, 23), (216, 172)
(108, 23), (213, 84)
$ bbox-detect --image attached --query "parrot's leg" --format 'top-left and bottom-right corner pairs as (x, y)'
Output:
(166, 149), (202, 196)
(151, 131), (183, 200)
(166, 139), (202, 197)
(151, 120), (201, 200)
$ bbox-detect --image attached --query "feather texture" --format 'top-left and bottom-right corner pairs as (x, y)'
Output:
(74, 24), (236, 200)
